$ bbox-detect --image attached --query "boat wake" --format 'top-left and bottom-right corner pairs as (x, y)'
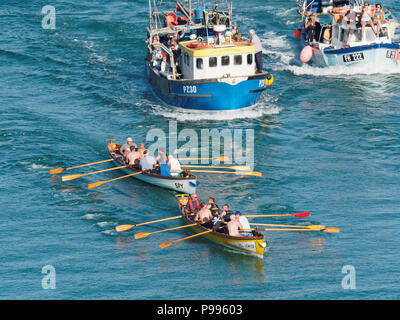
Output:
(262, 30), (400, 77)
(146, 95), (282, 121)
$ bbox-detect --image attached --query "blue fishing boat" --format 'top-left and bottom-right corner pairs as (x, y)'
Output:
(295, 0), (400, 68)
(145, 0), (274, 111)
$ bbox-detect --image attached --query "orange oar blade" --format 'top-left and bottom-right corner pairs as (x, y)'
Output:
(115, 224), (134, 232)
(323, 227), (340, 233)
(134, 232), (150, 239)
(88, 181), (106, 189)
(160, 241), (173, 248)
(50, 168), (64, 174)
(219, 156), (229, 162)
(293, 212), (310, 217)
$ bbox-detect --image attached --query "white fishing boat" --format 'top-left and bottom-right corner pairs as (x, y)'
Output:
(295, 0), (400, 67)
(107, 141), (198, 194)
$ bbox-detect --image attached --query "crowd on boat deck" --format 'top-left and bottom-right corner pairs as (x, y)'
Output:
(304, 2), (392, 47)
(184, 193), (252, 237)
(146, 24), (264, 76)
(119, 137), (182, 177)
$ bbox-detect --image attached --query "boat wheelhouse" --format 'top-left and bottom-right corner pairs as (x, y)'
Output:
(145, 0), (273, 111)
(296, 0), (400, 67)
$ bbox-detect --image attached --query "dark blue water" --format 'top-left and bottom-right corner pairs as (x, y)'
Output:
(1, 0), (400, 299)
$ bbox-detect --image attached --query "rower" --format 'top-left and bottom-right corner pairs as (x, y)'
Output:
(227, 214), (243, 237)
(184, 193), (200, 214)
(126, 146), (140, 167)
(220, 204), (234, 223)
(139, 150), (156, 172)
(207, 197), (219, 216)
(120, 137), (135, 157)
(194, 203), (213, 226)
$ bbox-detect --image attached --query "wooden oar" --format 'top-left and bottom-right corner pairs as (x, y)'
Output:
(160, 229), (213, 248)
(177, 156), (229, 162)
(62, 165), (128, 182)
(88, 171), (142, 189)
(187, 169), (262, 177)
(253, 227), (339, 233)
(244, 212), (310, 218)
(115, 215), (185, 232)
(181, 165), (251, 171)
(250, 223), (326, 230)
(135, 223), (198, 239)
(49, 158), (114, 174)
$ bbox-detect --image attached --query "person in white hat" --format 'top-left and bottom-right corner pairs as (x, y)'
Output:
(120, 137), (136, 157)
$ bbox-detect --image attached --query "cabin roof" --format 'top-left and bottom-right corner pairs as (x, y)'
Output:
(179, 40), (255, 57)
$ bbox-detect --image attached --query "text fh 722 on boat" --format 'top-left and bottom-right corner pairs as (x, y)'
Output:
(296, 0), (400, 68)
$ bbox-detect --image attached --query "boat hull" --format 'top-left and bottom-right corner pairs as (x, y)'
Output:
(312, 43), (400, 68)
(146, 64), (270, 111)
(177, 196), (266, 258)
(107, 144), (198, 194)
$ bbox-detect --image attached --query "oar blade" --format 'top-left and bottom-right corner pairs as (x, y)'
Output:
(50, 168), (64, 175)
(134, 232), (149, 239)
(160, 241), (174, 248)
(88, 181), (106, 189)
(232, 165), (251, 171)
(323, 227), (340, 233)
(115, 224), (134, 232)
(218, 156), (229, 162)
(61, 174), (82, 182)
(236, 171), (262, 177)
(293, 212), (310, 218)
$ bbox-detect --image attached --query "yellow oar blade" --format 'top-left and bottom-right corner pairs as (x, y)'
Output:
(250, 223), (325, 230)
(50, 168), (64, 175)
(62, 174), (83, 182)
(181, 165), (251, 171)
(160, 230), (212, 249)
(323, 227), (340, 233)
(236, 171), (262, 177)
(50, 158), (114, 175)
(88, 171), (142, 189)
(115, 224), (135, 232)
(134, 232), (150, 239)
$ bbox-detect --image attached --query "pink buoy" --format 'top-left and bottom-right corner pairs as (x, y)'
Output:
(300, 45), (313, 63)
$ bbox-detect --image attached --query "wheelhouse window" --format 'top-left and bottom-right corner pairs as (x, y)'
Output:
(184, 53), (189, 66)
(247, 53), (253, 65)
(196, 58), (203, 69)
(234, 55), (242, 65)
(221, 56), (230, 66)
(209, 57), (217, 67)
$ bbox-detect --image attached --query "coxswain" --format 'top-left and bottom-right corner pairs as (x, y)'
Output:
(185, 193), (200, 214)
(168, 155), (182, 176)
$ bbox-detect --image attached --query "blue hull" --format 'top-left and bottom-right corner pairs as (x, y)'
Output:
(146, 64), (270, 111)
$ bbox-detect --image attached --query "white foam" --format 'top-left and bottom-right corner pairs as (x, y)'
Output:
(279, 63), (400, 77)
(147, 96), (282, 121)
(28, 163), (49, 170)
(95, 221), (114, 228)
(82, 213), (104, 220)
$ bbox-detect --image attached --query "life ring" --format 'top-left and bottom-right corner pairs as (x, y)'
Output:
(187, 42), (201, 48)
